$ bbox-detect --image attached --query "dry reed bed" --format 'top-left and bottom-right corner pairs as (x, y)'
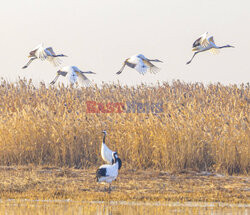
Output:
(0, 79), (249, 175)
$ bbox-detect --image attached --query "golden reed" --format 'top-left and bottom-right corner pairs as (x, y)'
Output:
(0, 79), (249, 175)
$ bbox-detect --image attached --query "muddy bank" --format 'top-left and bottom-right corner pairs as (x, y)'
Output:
(0, 166), (249, 203)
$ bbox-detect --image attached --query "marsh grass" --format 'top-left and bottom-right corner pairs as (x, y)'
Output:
(0, 167), (248, 203)
(0, 79), (249, 175)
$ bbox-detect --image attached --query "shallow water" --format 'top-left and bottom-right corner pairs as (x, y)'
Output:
(0, 199), (249, 215)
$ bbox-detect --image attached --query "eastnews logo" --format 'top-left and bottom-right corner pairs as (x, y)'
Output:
(86, 101), (163, 113)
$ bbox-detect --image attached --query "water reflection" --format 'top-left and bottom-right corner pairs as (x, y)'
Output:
(0, 199), (248, 215)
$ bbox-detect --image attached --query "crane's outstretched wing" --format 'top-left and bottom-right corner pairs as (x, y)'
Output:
(45, 47), (56, 56)
(45, 47), (62, 67)
(36, 45), (47, 60)
(193, 37), (209, 48)
(207, 36), (220, 54)
(135, 58), (148, 75)
(142, 60), (160, 74)
(209, 48), (220, 55)
(193, 36), (202, 47)
(193, 32), (209, 48)
(75, 71), (92, 87)
(208, 36), (215, 44)
(69, 71), (78, 84)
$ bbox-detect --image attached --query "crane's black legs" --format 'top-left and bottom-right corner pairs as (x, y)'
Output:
(186, 52), (199, 65)
(22, 57), (36, 69)
(50, 74), (60, 85)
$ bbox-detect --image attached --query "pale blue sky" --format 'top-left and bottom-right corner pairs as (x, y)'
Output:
(0, 0), (249, 86)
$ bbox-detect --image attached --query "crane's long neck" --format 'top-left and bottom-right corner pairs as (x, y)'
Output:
(117, 158), (122, 170)
(217, 45), (234, 49)
(112, 157), (118, 167)
(149, 59), (162, 63)
(103, 133), (106, 144)
(114, 160), (118, 168)
(82, 71), (95, 74)
(52, 54), (67, 57)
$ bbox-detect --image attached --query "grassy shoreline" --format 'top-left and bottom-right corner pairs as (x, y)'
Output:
(0, 166), (249, 203)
